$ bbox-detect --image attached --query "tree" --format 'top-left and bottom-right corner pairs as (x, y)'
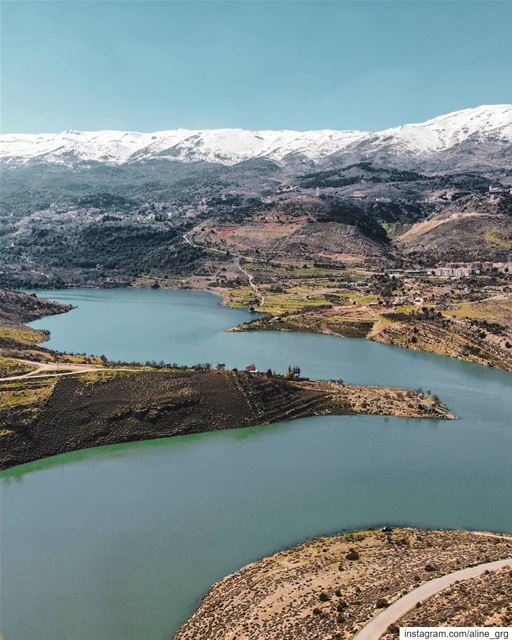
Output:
(287, 365), (301, 379)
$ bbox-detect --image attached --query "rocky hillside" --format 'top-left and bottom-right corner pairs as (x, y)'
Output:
(0, 106), (510, 287)
(0, 369), (453, 469)
(0, 289), (72, 325)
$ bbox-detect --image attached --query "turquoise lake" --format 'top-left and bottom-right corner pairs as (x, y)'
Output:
(1, 288), (511, 640)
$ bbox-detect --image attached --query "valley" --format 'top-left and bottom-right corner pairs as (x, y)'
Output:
(0, 290), (453, 470)
(1, 105), (511, 640)
(2, 1), (511, 637)
(1, 106), (510, 370)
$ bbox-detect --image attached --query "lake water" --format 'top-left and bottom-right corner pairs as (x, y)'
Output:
(1, 288), (511, 640)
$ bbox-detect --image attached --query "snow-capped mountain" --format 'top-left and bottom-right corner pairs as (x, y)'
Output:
(1, 105), (510, 169)
(366, 104), (512, 154)
(0, 128), (368, 166)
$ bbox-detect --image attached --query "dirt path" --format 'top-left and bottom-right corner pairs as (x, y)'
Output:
(236, 257), (265, 306)
(0, 360), (145, 382)
(353, 557), (512, 640)
(0, 360), (101, 381)
(184, 229), (265, 306)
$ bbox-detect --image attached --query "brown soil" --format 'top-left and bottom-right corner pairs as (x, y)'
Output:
(0, 370), (453, 470)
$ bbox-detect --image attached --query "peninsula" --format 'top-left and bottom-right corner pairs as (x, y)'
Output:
(0, 290), (454, 470)
(175, 528), (512, 640)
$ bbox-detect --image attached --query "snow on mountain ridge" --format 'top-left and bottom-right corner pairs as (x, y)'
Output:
(373, 104), (512, 153)
(1, 105), (510, 166)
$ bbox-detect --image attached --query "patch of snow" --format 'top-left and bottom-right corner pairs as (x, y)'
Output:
(1, 105), (510, 166)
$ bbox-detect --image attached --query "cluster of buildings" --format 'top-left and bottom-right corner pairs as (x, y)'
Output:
(384, 261), (511, 281)
(432, 261), (511, 278)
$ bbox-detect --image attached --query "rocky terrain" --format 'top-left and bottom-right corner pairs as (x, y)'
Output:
(0, 288), (72, 325)
(174, 528), (512, 640)
(370, 313), (512, 372)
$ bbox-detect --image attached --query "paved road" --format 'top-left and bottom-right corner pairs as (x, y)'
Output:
(354, 556), (512, 640)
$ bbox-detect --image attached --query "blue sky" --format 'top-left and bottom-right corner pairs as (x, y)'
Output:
(1, 1), (511, 133)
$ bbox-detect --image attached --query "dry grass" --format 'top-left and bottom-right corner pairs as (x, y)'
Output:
(0, 356), (38, 377)
(0, 378), (55, 410)
(0, 324), (47, 346)
(445, 300), (511, 320)
(484, 228), (512, 250)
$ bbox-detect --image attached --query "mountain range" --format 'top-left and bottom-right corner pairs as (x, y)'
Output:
(1, 104), (511, 171)
(0, 104), (511, 289)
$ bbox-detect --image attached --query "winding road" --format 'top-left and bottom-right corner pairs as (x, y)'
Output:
(354, 556), (512, 640)
(184, 229), (265, 306)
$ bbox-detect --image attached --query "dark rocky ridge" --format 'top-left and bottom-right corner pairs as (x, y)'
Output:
(0, 288), (72, 325)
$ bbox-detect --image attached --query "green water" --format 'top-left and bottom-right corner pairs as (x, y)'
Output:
(1, 288), (511, 640)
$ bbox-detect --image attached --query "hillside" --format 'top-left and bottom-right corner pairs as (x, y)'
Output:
(175, 528), (512, 640)
(1, 106), (511, 290)
(0, 107), (511, 371)
(0, 288), (72, 325)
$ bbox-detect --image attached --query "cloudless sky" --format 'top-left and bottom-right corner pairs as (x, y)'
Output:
(1, 0), (511, 133)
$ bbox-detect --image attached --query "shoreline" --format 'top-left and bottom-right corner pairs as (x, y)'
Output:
(174, 527), (512, 640)
(1, 288), (456, 471)
(28, 281), (512, 373)
(0, 369), (454, 471)
(131, 280), (512, 373)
